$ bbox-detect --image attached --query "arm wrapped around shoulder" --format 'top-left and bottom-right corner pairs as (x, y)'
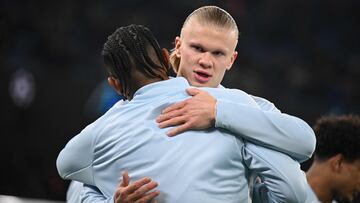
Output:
(243, 142), (308, 203)
(56, 127), (95, 185)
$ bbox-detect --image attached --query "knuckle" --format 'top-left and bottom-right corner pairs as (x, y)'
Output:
(188, 120), (196, 127)
(188, 121), (194, 127)
(133, 189), (141, 196)
(164, 114), (170, 120)
(118, 188), (126, 195)
(170, 112), (176, 118)
(115, 188), (121, 195)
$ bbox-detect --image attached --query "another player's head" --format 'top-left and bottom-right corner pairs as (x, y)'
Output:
(313, 114), (360, 202)
(102, 24), (170, 99)
(170, 5), (239, 87)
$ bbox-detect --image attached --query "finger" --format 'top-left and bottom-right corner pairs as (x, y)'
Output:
(120, 170), (130, 187)
(158, 116), (187, 129)
(156, 114), (168, 123)
(157, 109), (185, 124)
(161, 101), (186, 114)
(128, 181), (158, 201)
(167, 122), (192, 137)
(135, 190), (160, 203)
(123, 177), (152, 195)
(186, 88), (201, 96)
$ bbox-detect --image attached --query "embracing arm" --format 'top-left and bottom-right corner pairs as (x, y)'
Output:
(81, 184), (110, 203)
(56, 125), (95, 184)
(80, 171), (160, 203)
(216, 97), (316, 162)
(156, 88), (315, 162)
(243, 141), (308, 203)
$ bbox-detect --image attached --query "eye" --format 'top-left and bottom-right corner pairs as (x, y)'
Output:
(214, 52), (223, 56)
(191, 45), (203, 52)
(213, 51), (224, 57)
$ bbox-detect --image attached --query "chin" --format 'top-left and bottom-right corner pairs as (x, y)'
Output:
(190, 81), (207, 87)
(334, 193), (355, 203)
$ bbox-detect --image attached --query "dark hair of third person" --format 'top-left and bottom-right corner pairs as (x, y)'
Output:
(314, 114), (360, 162)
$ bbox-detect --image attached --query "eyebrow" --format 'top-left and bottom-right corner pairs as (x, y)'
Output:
(189, 42), (227, 54)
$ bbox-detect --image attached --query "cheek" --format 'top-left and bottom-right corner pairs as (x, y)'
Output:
(340, 171), (359, 190)
(211, 68), (227, 86)
(215, 63), (228, 77)
(219, 57), (232, 68)
(182, 50), (197, 64)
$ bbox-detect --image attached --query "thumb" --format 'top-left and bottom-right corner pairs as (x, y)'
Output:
(120, 170), (130, 187)
(186, 88), (200, 96)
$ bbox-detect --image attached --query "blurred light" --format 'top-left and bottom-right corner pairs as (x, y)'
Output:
(0, 195), (64, 203)
(0, 195), (23, 203)
(9, 69), (36, 108)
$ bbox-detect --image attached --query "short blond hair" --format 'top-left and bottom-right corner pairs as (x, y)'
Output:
(170, 6), (239, 72)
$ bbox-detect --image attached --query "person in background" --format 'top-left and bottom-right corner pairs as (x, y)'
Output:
(306, 114), (360, 203)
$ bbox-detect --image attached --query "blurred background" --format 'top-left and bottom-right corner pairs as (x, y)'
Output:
(1, 0), (359, 201)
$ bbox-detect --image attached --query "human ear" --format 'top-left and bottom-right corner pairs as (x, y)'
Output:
(107, 77), (123, 95)
(227, 51), (238, 70)
(329, 154), (344, 173)
(175, 36), (181, 57)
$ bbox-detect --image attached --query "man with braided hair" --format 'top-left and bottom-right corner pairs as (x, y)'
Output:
(59, 24), (170, 203)
(57, 23), (311, 203)
(306, 115), (360, 203)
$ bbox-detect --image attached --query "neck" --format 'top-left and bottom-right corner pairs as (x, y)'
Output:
(306, 162), (334, 203)
(127, 76), (168, 100)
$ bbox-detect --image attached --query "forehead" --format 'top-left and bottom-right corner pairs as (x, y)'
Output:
(181, 20), (238, 51)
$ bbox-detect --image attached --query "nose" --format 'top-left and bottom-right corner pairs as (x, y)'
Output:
(198, 52), (213, 69)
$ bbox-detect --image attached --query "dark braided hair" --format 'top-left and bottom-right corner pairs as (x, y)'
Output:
(313, 114), (360, 162)
(102, 24), (170, 98)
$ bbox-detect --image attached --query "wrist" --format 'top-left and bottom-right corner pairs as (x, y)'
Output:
(212, 99), (217, 127)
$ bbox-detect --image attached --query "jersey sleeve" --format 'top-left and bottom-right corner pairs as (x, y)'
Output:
(243, 141), (308, 203)
(215, 97), (315, 162)
(56, 124), (96, 185)
(80, 184), (115, 203)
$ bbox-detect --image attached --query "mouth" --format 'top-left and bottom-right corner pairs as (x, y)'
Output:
(193, 70), (212, 83)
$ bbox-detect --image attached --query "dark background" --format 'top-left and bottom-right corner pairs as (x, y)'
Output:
(1, 0), (359, 201)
